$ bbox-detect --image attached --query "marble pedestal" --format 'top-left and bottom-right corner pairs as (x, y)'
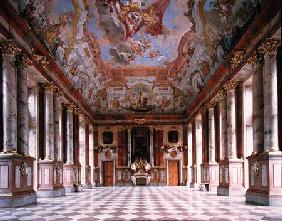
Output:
(246, 152), (282, 206)
(217, 159), (245, 196)
(0, 153), (37, 207)
(63, 163), (81, 192)
(208, 163), (219, 193)
(37, 160), (65, 198)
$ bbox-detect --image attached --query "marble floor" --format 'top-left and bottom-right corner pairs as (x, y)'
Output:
(1, 187), (282, 221)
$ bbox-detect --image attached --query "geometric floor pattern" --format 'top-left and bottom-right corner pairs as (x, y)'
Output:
(1, 186), (282, 221)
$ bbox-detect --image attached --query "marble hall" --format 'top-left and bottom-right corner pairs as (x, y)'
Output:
(0, 0), (281, 220)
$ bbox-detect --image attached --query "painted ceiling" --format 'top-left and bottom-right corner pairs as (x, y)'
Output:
(13, 0), (262, 115)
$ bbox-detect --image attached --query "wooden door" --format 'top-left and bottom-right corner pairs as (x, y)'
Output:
(168, 160), (179, 186)
(103, 161), (114, 186)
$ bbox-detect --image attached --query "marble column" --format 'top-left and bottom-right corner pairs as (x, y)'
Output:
(0, 41), (36, 207)
(217, 81), (245, 196)
(17, 61), (29, 155)
(63, 104), (76, 192)
(252, 61), (264, 154)
(219, 93), (227, 161)
(78, 114), (86, 186)
(187, 124), (193, 187)
(246, 38), (282, 206)
(194, 115), (202, 190)
(150, 127), (154, 166)
(1, 42), (19, 153)
(89, 124), (95, 187)
(207, 104), (219, 192)
(53, 93), (65, 194)
(28, 86), (38, 191)
(128, 128), (132, 167)
(208, 107), (216, 163)
(225, 82), (237, 159)
(38, 83), (65, 197)
(44, 83), (56, 160)
(83, 117), (92, 188)
(263, 52), (279, 152)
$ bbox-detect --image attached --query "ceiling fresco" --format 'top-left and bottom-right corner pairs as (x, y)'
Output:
(12, 0), (263, 115)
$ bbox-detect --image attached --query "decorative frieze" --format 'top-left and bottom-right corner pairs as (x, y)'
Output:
(223, 81), (238, 91)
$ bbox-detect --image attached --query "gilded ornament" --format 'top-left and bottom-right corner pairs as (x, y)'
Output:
(223, 81), (238, 91)
(65, 103), (74, 112)
(259, 38), (281, 57)
(0, 40), (22, 57)
(20, 55), (33, 69)
(32, 54), (50, 69)
(230, 50), (245, 69)
(247, 51), (263, 67)
(44, 82), (57, 93)
(20, 161), (29, 176)
(251, 161), (261, 176)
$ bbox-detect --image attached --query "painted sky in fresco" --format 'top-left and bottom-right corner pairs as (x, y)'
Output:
(55, 0), (192, 67)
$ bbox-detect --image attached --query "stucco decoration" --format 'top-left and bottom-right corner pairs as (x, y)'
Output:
(12, 0), (263, 114)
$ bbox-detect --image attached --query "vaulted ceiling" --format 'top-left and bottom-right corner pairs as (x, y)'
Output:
(13, 0), (263, 115)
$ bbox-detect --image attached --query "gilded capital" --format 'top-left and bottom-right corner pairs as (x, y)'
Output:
(44, 82), (57, 93)
(230, 49), (245, 69)
(247, 51), (263, 67)
(223, 81), (238, 91)
(65, 103), (74, 112)
(32, 54), (50, 69)
(206, 100), (216, 110)
(20, 55), (33, 70)
(259, 38), (281, 57)
(0, 40), (22, 57)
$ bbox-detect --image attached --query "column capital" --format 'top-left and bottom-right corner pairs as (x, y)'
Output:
(247, 50), (264, 67)
(32, 53), (50, 69)
(259, 38), (281, 58)
(0, 40), (22, 57)
(44, 82), (57, 93)
(18, 55), (33, 70)
(230, 49), (246, 69)
(223, 81), (238, 91)
(206, 101), (216, 110)
(65, 103), (74, 112)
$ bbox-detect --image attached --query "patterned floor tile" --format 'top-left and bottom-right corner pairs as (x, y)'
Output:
(0, 187), (282, 220)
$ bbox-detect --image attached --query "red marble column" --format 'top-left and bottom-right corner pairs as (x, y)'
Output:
(0, 44), (36, 207)
(246, 38), (282, 206)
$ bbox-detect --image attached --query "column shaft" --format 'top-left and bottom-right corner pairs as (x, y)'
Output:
(220, 96), (227, 160)
(150, 128), (154, 165)
(263, 54), (279, 152)
(17, 66), (29, 155)
(54, 95), (63, 161)
(2, 53), (17, 152)
(66, 107), (74, 163)
(226, 88), (237, 159)
(44, 85), (55, 160)
(128, 128), (132, 167)
(252, 63), (264, 154)
(195, 116), (202, 183)
(208, 107), (216, 162)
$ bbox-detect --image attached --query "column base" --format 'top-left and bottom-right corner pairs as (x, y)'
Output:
(0, 153), (37, 207)
(246, 152), (282, 206)
(37, 160), (65, 198)
(190, 183), (201, 190)
(0, 191), (37, 208)
(217, 158), (245, 196)
(208, 162), (219, 193)
(217, 186), (245, 196)
(37, 187), (65, 198)
(246, 190), (282, 206)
